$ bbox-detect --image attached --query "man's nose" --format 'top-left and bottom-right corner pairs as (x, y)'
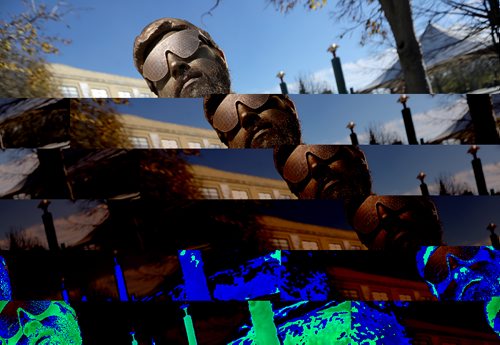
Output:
(18, 309), (42, 337)
(167, 53), (190, 79)
(306, 153), (327, 179)
(237, 103), (261, 130)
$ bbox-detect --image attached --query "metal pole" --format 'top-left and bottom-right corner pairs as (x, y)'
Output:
(468, 146), (489, 195)
(331, 57), (348, 94)
(38, 200), (59, 251)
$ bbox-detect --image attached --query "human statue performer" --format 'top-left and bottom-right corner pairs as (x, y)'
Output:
(134, 18), (231, 97)
(274, 145), (443, 250)
(204, 94), (302, 148)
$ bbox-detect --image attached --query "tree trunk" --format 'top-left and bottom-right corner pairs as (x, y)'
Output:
(378, 0), (433, 93)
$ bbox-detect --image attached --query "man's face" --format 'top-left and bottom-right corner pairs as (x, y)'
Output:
(416, 246), (500, 301)
(353, 196), (443, 250)
(0, 301), (82, 345)
(209, 95), (301, 148)
(143, 29), (230, 97)
(278, 145), (371, 200)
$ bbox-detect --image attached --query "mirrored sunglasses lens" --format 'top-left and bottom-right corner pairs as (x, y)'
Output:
(143, 30), (201, 81)
(238, 95), (270, 109)
(168, 30), (201, 58)
(283, 147), (310, 183)
(213, 96), (239, 132)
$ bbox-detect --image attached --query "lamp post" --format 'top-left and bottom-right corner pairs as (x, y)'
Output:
(467, 145), (489, 195)
(487, 223), (500, 250)
(327, 44), (348, 94)
(397, 95), (418, 145)
(38, 199), (59, 251)
(113, 250), (129, 302)
(347, 121), (359, 146)
(61, 277), (70, 303)
(276, 71), (289, 95)
(417, 172), (429, 196)
(182, 305), (199, 345)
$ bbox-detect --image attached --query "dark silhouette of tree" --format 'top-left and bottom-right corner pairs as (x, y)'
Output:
(0, 98), (69, 148)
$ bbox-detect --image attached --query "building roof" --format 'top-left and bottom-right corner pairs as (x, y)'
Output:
(364, 23), (487, 91)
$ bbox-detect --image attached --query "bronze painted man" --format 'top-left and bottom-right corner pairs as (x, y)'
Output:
(204, 94), (302, 148)
(274, 145), (443, 250)
(134, 18), (231, 97)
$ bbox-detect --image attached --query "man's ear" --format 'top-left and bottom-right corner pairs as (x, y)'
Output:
(283, 97), (298, 115)
(214, 47), (228, 66)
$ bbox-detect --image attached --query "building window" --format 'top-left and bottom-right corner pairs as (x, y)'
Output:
(117, 91), (132, 98)
(90, 88), (109, 98)
(258, 192), (272, 199)
(371, 292), (389, 301)
(231, 190), (249, 199)
(399, 294), (412, 301)
(59, 85), (79, 97)
(270, 238), (290, 250)
(278, 195), (292, 199)
(302, 240), (319, 250)
(207, 143), (222, 148)
(139, 93), (151, 98)
(350, 245), (362, 250)
(188, 142), (202, 148)
(200, 187), (219, 199)
(161, 139), (179, 148)
(341, 289), (359, 299)
(130, 136), (149, 148)
(328, 243), (343, 250)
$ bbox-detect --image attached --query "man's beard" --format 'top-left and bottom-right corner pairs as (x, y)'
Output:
(249, 116), (302, 148)
(181, 61), (231, 97)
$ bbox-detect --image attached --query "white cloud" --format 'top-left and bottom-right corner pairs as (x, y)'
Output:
(401, 162), (500, 195)
(0, 205), (109, 249)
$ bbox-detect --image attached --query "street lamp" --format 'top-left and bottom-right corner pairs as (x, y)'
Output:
(276, 70), (289, 95)
(346, 121), (359, 145)
(467, 145), (489, 195)
(417, 172), (429, 196)
(37, 199), (59, 251)
(397, 95), (418, 145)
(487, 222), (500, 249)
(327, 44), (348, 94)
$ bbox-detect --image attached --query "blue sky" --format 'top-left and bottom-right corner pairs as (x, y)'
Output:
(116, 94), (463, 144)
(185, 145), (500, 195)
(0, 197), (498, 246)
(1, 0), (436, 93)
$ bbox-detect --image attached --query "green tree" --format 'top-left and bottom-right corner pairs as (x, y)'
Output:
(0, 1), (70, 97)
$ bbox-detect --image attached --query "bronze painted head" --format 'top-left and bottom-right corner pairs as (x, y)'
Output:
(274, 145), (372, 200)
(354, 196), (443, 250)
(134, 18), (230, 97)
(204, 94), (302, 148)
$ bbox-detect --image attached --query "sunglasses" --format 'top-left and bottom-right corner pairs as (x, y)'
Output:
(143, 29), (212, 82)
(212, 95), (271, 133)
(423, 247), (494, 285)
(283, 146), (366, 184)
(0, 301), (52, 339)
